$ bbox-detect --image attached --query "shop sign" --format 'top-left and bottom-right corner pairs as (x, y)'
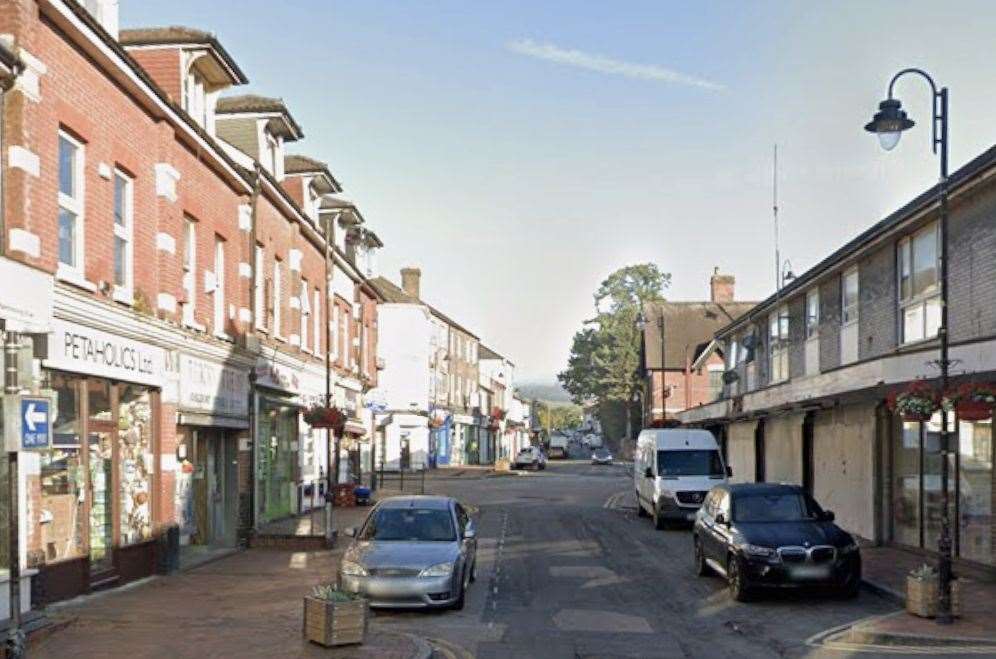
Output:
(45, 319), (166, 386)
(179, 354), (249, 417)
(254, 358), (300, 393)
(0, 257), (53, 333)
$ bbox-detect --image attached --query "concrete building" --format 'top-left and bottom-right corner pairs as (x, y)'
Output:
(678, 142), (996, 571)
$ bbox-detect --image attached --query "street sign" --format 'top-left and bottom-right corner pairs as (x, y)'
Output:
(4, 394), (53, 451)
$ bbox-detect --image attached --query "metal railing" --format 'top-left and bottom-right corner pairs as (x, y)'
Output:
(376, 465), (426, 495)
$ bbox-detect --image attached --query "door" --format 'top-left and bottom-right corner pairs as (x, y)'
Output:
(754, 420), (766, 483)
(802, 413), (815, 495)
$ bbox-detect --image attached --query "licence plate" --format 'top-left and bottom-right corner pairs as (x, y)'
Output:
(790, 565), (830, 580)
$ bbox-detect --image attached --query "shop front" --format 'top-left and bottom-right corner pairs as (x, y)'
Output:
(173, 353), (249, 564)
(33, 319), (165, 604)
(890, 411), (994, 568)
(253, 358), (301, 527)
(430, 410), (452, 468)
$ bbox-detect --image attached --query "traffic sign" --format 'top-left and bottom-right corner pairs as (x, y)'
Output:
(4, 394), (53, 451)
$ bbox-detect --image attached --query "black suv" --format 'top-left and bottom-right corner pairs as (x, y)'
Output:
(692, 483), (861, 601)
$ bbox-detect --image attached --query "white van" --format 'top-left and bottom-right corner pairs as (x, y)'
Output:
(634, 428), (729, 529)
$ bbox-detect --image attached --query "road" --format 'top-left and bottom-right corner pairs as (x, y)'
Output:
(372, 446), (906, 659)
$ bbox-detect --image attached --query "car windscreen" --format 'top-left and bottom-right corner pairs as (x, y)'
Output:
(358, 507), (456, 542)
(733, 493), (822, 523)
(593, 448), (610, 457)
(657, 449), (724, 477)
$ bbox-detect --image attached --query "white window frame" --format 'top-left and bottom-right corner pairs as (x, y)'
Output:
(254, 245), (266, 331)
(112, 169), (133, 302)
(273, 258), (283, 339)
(182, 218), (198, 327)
(842, 267), (859, 326)
(213, 236), (226, 338)
(183, 65), (207, 128)
(727, 338), (739, 369)
(57, 131), (85, 273)
(266, 134), (279, 176)
(300, 277), (310, 352)
(768, 305), (790, 384)
(898, 222), (941, 345)
(805, 288), (820, 339)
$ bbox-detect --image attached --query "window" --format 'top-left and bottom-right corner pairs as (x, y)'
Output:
(313, 289), (321, 357)
(254, 245), (265, 330)
(111, 170), (134, 296)
(183, 66), (207, 127)
(806, 288), (819, 339)
(842, 267), (859, 325)
(300, 278), (310, 351)
(656, 449), (725, 477)
(899, 222), (941, 344)
(213, 236), (225, 336)
(768, 305), (789, 383)
(266, 134), (279, 176)
(118, 385), (153, 546)
(273, 258), (283, 337)
(727, 338), (739, 369)
(58, 132), (85, 270)
(707, 366), (724, 401)
(182, 218), (197, 326)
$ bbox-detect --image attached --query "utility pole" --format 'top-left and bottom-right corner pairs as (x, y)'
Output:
(773, 144), (781, 291)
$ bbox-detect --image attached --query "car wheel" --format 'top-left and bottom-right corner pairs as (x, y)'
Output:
(451, 571), (467, 611)
(838, 570), (861, 599)
(727, 554), (752, 602)
(469, 560), (477, 583)
(694, 536), (711, 577)
(653, 504), (666, 530)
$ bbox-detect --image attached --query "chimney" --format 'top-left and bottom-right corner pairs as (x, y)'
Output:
(710, 267), (735, 303)
(83, 0), (120, 40)
(401, 267), (421, 299)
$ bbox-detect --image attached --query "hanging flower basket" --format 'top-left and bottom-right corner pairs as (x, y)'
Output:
(889, 381), (940, 422)
(491, 407), (505, 421)
(303, 405), (347, 435)
(945, 382), (996, 422)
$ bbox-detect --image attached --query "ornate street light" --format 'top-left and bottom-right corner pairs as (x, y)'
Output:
(864, 68), (953, 625)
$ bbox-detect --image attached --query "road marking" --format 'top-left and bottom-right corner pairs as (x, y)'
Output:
(603, 490), (629, 509)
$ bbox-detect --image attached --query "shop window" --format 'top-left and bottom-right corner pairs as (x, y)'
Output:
(119, 385), (153, 546)
(87, 379), (114, 572)
(957, 419), (993, 565)
(37, 374), (87, 565)
(893, 420), (922, 548)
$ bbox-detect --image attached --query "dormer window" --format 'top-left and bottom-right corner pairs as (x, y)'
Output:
(265, 133), (281, 177)
(183, 66), (208, 127)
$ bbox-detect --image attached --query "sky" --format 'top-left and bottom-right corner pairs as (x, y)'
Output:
(125, 1), (996, 382)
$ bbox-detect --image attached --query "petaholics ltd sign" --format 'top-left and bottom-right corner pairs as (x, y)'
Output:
(179, 354), (249, 417)
(45, 319), (166, 387)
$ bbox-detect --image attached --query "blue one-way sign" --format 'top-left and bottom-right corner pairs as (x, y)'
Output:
(20, 396), (51, 450)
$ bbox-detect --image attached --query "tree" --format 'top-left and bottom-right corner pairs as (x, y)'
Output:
(558, 263), (670, 439)
(535, 403), (582, 432)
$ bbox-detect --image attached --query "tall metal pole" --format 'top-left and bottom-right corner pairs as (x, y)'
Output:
(4, 326), (24, 659)
(324, 211), (340, 542)
(773, 144), (780, 291)
(659, 316), (666, 422)
(935, 85), (953, 625)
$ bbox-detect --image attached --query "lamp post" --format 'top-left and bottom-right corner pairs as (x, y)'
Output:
(864, 68), (952, 624)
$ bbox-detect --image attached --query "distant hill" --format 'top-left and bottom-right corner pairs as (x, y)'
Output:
(516, 380), (573, 404)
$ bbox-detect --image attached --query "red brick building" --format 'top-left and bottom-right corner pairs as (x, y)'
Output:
(0, 0), (383, 610)
(640, 270), (754, 424)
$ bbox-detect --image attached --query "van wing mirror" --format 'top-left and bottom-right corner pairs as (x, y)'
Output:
(644, 467), (654, 478)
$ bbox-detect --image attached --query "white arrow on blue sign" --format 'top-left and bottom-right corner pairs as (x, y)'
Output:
(19, 397), (51, 450)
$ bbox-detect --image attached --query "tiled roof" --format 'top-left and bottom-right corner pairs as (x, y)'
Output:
(118, 26), (248, 84)
(369, 277), (480, 339)
(216, 94), (302, 137)
(643, 301), (756, 370)
(284, 154), (342, 192)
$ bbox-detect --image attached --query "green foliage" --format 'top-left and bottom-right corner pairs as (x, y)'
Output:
(311, 584), (357, 602)
(558, 264), (670, 421)
(536, 403), (582, 431)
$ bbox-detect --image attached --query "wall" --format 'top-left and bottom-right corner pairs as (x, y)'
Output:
(764, 413), (804, 484)
(727, 420), (757, 484)
(377, 304), (431, 410)
(812, 403), (878, 541)
(948, 182), (996, 342)
(819, 276), (842, 371)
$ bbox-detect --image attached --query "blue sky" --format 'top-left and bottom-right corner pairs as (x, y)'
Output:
(125, 1), (996, 381)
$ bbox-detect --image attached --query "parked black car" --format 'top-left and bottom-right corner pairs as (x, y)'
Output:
(692, 483), (861, 601)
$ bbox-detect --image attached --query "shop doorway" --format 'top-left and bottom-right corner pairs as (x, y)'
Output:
(177, 429), (238, 563)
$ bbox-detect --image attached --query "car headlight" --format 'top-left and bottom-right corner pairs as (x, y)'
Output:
(742, 544), (776, 558)
(418, 562), (455, 578)
(340, 560), (368, 577)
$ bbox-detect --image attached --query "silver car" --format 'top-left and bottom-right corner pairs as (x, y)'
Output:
(338, 496), (477, 609)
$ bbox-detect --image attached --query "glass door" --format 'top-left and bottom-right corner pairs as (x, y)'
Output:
(87, 380), (115, 576)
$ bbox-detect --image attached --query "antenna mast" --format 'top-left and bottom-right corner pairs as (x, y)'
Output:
(773, 144), (780, 292)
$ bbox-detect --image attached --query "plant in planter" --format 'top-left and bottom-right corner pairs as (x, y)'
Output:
(945, 382), (996, 422)
(303, 405), (347, 435)
(888, 380), (940, 422)
(304, 584), (368, 647)
(906, 564), (961, 619)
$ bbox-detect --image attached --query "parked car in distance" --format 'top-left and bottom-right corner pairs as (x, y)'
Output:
(634, 428), (729, 529)
(338, 495), (477, 609)
(591, 447), (613, 465)
(512, 446), (547, 470)
(692, 483), (861, 601)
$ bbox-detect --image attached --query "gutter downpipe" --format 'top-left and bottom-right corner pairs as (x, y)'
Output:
(247, 164), (262, 535)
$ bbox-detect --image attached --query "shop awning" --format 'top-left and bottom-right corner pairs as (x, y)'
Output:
(344, 420), (367, 436)
(178, 412), (249, 430)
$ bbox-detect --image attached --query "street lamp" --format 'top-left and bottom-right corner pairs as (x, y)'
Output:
(864, 68), (952, 625)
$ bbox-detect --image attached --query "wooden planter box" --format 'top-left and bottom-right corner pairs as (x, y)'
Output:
(303, 596), (368, 647)
(906, 576), (962, 618)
